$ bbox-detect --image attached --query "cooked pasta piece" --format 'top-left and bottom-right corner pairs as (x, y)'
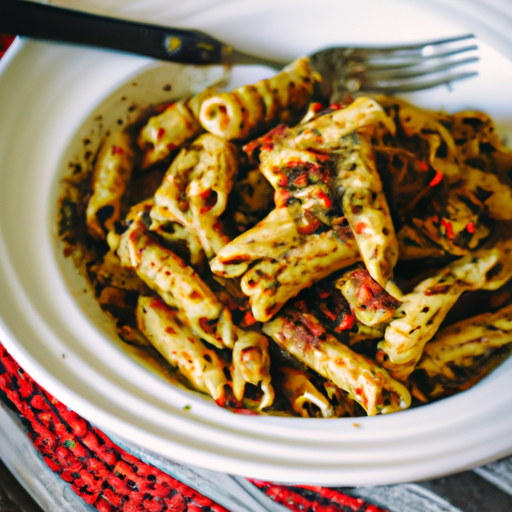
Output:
(138, 87), (215, 168)
(379, 236), (512, 381)
(335, 267), (400, 327)
(464, 167), (512, 221)
(246, 96), (395, 164)
(112, 197), (205, 266)
(240, 226), (360, 322)
(287, 95), (395, 153)
(199, 57), (315, 140)
(416, 303), (512, 396)
(212, 205), (359, 322)
(136, 296), (230, 405)
(263, 309), (411, 415)
(277, 367), (354, 418)
(151, 221), (205, 267)
(451, 110), (511, 173)
(150, 133), (238, 258)
(86, 131), (134, 239)
(232, 331), (274, 410)
(118, 218), (226, 348)
(332, 132), (399, 291)
(210, 207), (302, 278)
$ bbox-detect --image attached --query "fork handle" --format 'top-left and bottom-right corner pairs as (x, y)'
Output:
(0, 0), (229, 65)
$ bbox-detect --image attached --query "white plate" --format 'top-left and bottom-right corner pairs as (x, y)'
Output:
(1, 0), (512, 486)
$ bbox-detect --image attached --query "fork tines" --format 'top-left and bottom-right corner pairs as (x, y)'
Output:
(360, 34), (479, 93)
(314, 34), (479, 97)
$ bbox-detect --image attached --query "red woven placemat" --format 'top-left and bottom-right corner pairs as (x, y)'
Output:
(0, 34), (15, 58)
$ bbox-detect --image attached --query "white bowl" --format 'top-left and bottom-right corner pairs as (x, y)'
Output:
(1, 0), (512, 486)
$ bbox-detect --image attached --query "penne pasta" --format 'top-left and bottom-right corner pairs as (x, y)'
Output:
(137, 296), (230, 405)
(240, 227), (359, 322)
(263, 309), (411, 415)
(379, 236), (512, 381)
(86, 131), (134, 239)
(118, 218), (226, 348)
(332, 132), (399, 291)
(150, 133), (239, 258)
(277, 367), (354, 418)
(199, 57), (315, 140)
(232, 331), (274, 410)
(138, 87), (215, 168)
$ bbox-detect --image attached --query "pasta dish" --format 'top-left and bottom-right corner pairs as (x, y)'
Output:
(58, 57), (512, 418)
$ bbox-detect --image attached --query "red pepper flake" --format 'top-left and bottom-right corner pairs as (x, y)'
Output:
(297, 216), (321, 235)
(440, 218), (454, 240)
(157, 127), (166, 140)
(294, 173), (308, 187)
(418, 160), (429, 172)
(429, 169), (443, 187)
(308, 322), (325, 338)
(111, 145), (124, 155)
(466, 221), (476, 234)
(197, 189), (211, 200)
(318, 289), (330, 299)
(337, 313), (354, 331)
(242, 140), (259, 156)
(243, 311), (257, 326)
(311, 102), (323, 112)
(355, 222), (367, 234)
(321, 307), (337, 321)
(275, 189), (291, 208)
(261, 142), (274, 152)
(316, 190), (332, 208)
(166, 142), (176, 151)
(300, 314), (325, 337)
(307, 149), (330, 162)
(277, 174), (288, 187)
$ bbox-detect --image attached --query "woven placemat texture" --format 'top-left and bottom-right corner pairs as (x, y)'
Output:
(0, 344), (388, 512)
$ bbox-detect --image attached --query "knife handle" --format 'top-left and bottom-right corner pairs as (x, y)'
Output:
(0, 0), (230, 65)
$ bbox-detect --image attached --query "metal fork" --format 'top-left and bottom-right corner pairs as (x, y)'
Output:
(0, 0), (479, 97)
